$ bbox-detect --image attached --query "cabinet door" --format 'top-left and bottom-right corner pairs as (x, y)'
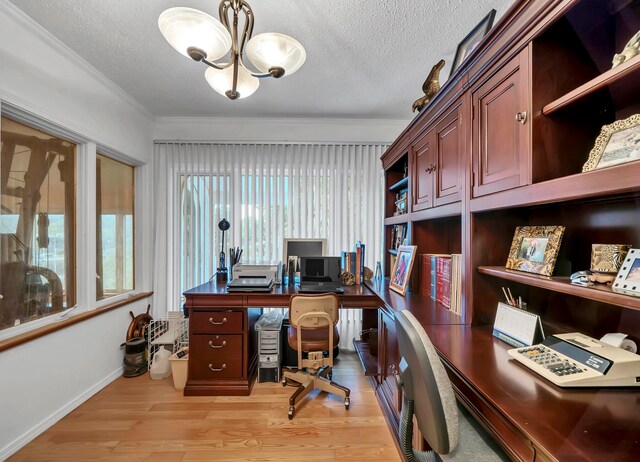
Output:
(411, 130), (435, 211)
(472, 47), (530, 197)
(434, 103), (463, 207)
(378, 310), (401, 415)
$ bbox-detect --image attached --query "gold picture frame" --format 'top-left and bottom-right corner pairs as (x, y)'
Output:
(390, 245), (417, 296)
(582, 114), (640, 172)
(505, 226), (565, 277)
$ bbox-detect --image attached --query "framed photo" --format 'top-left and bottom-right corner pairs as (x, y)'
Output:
(582, 114), (640, 172)
(612, 248), (640, 297)
(390, 245), (417, 296)
(450, 9), (496, 76)
(505, 226), (565, 277)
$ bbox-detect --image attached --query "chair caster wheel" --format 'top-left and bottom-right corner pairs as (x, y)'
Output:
(344, 397), (350, 410)
(288, 406), (294, 420)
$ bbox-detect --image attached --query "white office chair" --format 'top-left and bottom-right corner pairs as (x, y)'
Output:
(395, 310), (510, 461)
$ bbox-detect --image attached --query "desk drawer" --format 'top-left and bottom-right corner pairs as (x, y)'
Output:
(191, 311), (243, 334)
(190, 334), (243, 379)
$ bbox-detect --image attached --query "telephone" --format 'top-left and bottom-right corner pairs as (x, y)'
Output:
(508, 332), (640, 387)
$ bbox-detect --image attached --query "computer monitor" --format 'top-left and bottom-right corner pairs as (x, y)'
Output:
(283, 238), (327, 279)
(299, 256), (341, 283)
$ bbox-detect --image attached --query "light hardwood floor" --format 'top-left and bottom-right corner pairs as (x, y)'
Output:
(10, 352), (401, 461)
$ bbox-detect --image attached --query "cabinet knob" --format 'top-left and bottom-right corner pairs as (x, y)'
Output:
(515, 111), (527, 124)
(208, 363), (227, 372)
(209, 317), (227, 325)
(208, 340), (227, 349)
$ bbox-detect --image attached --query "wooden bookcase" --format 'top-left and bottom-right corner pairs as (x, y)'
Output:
(377, 1), (640, 451)
(382, 0), (640, 337)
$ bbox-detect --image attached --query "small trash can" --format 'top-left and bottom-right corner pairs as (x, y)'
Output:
(169, 348), (189, 390)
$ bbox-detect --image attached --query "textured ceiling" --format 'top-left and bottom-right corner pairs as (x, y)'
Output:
(8, 0), (514, 119)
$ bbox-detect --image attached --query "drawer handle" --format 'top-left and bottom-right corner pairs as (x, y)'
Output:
(208, 340), (227, 349)
(209, 317), (227, 325)
(209, 363), (227, 372)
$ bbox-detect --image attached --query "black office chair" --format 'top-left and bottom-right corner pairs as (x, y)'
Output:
(395, 310), (510, 461)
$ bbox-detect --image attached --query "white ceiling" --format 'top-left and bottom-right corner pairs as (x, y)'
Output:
(8, 0), (514, 119)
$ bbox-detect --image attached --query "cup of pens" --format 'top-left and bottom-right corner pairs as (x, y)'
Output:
(501, 286), (526, 310)
(229, 247), (243, 277)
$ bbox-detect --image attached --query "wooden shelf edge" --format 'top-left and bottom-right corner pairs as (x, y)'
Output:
(542, 54), (640, 115)
(0, 291), (154, 353)
(353, 339), (379, 376)
(477, 266), (640, 311)
(388, 177), (409, 192)
(470, 162), (640, 212)
(411, 201), (462, 222)
(384, 215), (409, 225)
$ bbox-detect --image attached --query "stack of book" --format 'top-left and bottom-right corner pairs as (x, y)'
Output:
(420, 253), (463, 316)
(341, 241), (366, 284)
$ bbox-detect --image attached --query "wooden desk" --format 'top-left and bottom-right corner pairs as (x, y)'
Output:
(185, 279), (640, 461)
(183, 281), (380, 396)
(366, 279), (640, 462)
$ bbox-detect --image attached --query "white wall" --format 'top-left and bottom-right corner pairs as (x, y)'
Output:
(0, 2), (410, 459)
(154, 116), (409, 143)
(0, 3), (155, 459)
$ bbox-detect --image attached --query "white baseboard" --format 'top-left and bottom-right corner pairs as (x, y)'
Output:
(0, 367), (123, 460)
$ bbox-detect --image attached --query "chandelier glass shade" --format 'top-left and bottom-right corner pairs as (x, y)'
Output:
(158, 1), (306, 100)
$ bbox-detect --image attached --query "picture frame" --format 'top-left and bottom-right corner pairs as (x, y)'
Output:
(612, 248), (640, 297)
(389, 245), (417, 296)
(582, 114), (640, 172)
(450, 9), (496, 76)
(505, 226), (565, 277)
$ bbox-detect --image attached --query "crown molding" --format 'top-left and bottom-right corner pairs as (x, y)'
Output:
(155, 116), (411, 126)
(0, 0), (154, 122)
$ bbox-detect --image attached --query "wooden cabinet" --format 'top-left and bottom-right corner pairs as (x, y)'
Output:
(411, 130), (434, 211)
(472, 46), (530, 198)
(184, 303), (261, 396)
(377, 309), (401, 423)
(434, 102), (463, 207)
(411, 102), (463, 211)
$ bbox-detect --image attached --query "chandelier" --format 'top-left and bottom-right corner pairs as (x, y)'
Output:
(158, 1), (306, 100)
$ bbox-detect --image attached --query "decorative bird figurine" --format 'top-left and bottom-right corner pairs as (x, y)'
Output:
(412, 59), (445, 113)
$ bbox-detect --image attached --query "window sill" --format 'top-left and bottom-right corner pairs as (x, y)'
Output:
(0, 291), (153, 353)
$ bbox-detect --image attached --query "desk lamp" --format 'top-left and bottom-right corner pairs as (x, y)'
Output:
(217, 218), (230, 281)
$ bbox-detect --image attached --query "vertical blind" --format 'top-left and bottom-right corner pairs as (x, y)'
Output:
(153, 142), (386, 349)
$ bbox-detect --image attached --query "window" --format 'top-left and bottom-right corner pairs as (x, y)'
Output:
(0, 116), (76, 331)
(96, 154), (134, 300)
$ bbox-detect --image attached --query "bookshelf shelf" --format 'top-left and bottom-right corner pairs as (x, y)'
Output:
(353, 339), (378, 376)
(469, 161), (640, 213)
(388, 176), (409, 192)
(542, 54), (640, 115)
(384, 215), (409, 225)
(478, 266), (640, 312)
